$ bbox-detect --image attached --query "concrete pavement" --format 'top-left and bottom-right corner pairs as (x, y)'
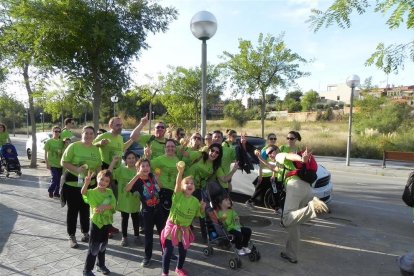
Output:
(0, 145), (413, 275)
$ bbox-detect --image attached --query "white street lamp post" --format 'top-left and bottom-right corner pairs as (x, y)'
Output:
(345, 74), (360, 166)
(110, 96), (119, 117)
(190, 11), (217, 137)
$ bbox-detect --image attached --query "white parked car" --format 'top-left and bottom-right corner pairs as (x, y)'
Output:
(25, 132), (52, 160)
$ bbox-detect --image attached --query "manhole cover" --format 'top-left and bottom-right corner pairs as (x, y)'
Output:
(239, 215), (272, 227)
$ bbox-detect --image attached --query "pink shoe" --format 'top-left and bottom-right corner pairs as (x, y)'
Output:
(162, 274), (168, 276)
(175, 267), (188, 276)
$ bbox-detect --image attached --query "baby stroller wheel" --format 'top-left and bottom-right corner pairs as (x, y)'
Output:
(229, 258), (241, 270)
(255, 251), (261, 261)
(17, 171), (22, 176)
(248, 252), (257, 262)
(6, 173), (9, 177)
(203, 246), (213, 256)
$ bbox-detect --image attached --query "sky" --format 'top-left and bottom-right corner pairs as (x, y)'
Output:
(11, 0), (414, 102)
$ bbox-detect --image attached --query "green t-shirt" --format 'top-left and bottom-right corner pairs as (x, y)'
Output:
(221, 146), (237, 175)
(278, 145), (299, 183)
(93, 132), (124, 167)
(217, 209), (241, 232)
(44, 138), (64, 168)
(60, 129), (73, 141)
(151, 155), (179, 191)
(61, 141), (102, 187)
(186, 159), (216, 189)
(138, 134), (166, 160)
(113, 166), (141, 213)
(0, 132), (10, 146)
(168, 191), (201, 227)
(83, 188), (116, 229)
(181, 149), (202, 168)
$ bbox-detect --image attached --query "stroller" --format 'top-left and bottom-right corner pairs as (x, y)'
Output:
(0, 143), (22, 177)
(201, 181), (260, 270)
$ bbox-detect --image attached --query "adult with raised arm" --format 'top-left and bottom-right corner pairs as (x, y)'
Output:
(61, 126), (102, 248)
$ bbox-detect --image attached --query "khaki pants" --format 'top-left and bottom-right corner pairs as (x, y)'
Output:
(282, 178), (316, 261)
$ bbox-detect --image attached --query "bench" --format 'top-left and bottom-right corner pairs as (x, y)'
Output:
(383, 151), (414, 168)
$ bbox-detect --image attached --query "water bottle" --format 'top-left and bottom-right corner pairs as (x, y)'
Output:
(78, 173), (84, 186)
(271, 179), (277, 193)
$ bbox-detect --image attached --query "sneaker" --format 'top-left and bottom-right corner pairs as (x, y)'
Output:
(53, 194), (60, 199)
(310, 197), (329, 214)
(242, 247), (251, 254)
(48, 192), (53, 198)
(280, 251), (298, 264)
(245, 200), (254, 209)
(69, 235), (79, 248)
(141, 258), (150, 267)
(83, 271), (95, 276)
(81, 233), (90, 243)
(236, 248), (246, 256)
(121, 237), (128, 247)
(162, 274), (168, 276)
(96, 265), (110, 275)
(175, 267), (188, 276)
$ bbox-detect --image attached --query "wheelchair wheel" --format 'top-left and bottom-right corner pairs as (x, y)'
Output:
(263, 188), (277, 209)
(248, 252), (257, 262)
(203, 247), (213, 256)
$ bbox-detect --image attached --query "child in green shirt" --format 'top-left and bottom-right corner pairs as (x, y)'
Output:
(215, 194), (252, 256)
(81, 170), (116, 276)
(160, 161), (205, 276)
(45, 126), (64, 198)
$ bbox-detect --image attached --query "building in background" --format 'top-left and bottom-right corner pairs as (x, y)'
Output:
(319, 83), (360, 105)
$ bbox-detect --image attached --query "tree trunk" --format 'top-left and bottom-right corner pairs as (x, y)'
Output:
(92, 69), (102, 131)
(23, 63), (37, 168)
(261, 89), (266, 138)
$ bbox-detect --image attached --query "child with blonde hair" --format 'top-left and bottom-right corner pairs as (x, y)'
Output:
(161, 161), (205, 276)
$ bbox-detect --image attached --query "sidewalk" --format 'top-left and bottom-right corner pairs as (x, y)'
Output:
(0, 156), (412, 275)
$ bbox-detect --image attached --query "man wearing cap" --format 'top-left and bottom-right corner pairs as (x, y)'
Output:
(132, 115), (167, 160)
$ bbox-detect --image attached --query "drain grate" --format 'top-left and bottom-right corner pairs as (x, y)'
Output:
(239, 215), (272, 227)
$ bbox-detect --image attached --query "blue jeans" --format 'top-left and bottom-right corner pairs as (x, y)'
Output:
(48, 167), (62, 196)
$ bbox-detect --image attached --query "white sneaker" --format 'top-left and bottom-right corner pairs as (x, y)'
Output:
(242, 247), (251, 254)
(310, 197), (329, 214)
(236, 248), (246, 256)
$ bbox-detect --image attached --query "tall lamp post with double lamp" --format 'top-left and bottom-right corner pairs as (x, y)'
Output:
(190, 11), (217, 137)
(110, 96), (118, 117)
(345, 74), (360, 166)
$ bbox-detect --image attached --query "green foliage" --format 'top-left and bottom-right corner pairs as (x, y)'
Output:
(284, 98), (302, 112)
(220, 32), (309, 137)
(291, 120), (301, 131)
(301, 90), (319, 111)
(223, 100), (248, 127)
(0, 92), (25, 128)
(308, 0), (414, 74)
(159, 65), (224, 129)
(284, 90), (303, 101)
(245, 105), (262, 120)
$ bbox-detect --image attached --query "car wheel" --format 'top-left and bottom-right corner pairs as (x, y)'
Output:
(27, 149), (32, 160)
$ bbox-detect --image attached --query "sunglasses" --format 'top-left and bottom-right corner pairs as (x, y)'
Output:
(269, 137), (277, 141)
(54, 130), (61, 133)
(286, 137), (296, 140)
(193, 136), (202, 140)
(210, 149), (220, 155)
(179, 133), (185, 137)
(155, 126), (165, 129)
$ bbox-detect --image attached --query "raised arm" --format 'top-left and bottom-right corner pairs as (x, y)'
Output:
(130, 114), (149, 141)
(218, 162), (240, 183)
(125, 174), (140, 192)
(108, 156), (120, 172)
(81, 171), (93, 195)
(175, 161), (185, 193)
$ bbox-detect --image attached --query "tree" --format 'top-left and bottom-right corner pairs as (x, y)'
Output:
(221, 33), (309, 138)
(285, 90), (303, 102)
(308, 0), (414, 74)
(160, 65), (224, 129)
(9, 0), (177, 130)
(223, 100), (248, 127)
(301, 90), (319, 111)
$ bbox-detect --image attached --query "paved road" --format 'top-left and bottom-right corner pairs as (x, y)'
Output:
(1, 134), (413, 275)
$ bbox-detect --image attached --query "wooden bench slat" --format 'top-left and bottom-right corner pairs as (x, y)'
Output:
(383, 151), (414, 168)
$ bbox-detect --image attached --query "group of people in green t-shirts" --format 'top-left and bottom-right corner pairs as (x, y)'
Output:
(44, 113), (257, 276)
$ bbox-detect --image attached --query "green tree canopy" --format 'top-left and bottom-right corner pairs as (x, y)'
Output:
(221, 33), (309, 138)
(308, 0), (414, 74)
(285, 90), (303, 102)
(223, 100), (248, 127)
(301, 90), (319, 111)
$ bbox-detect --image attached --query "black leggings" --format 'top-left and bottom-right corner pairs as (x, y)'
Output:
(121, 212), (140, 238)
(63, 184), (90, 236)
(162, 239), (186, 274)
(229, 227), (252, 249)
(250, 176), (271, 204)
(84, 223), (109, 272)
